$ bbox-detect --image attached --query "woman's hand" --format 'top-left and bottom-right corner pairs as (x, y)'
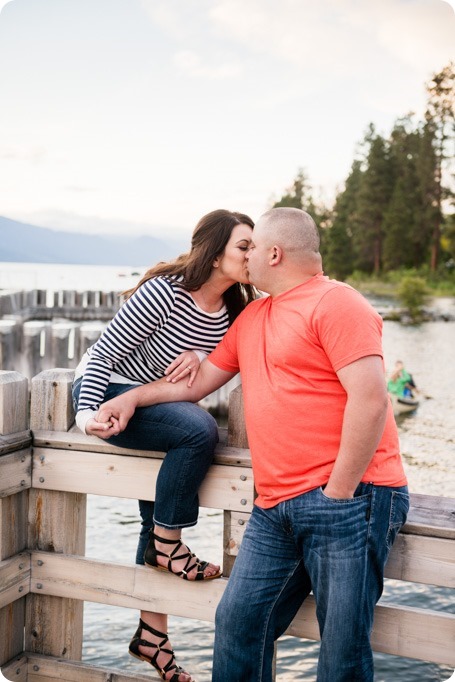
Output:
(164, 351), (201, 387)
(85, 415), (121, 439)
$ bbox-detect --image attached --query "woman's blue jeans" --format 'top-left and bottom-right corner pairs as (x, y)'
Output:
(212, 483), (409, 682)
(72, 379), (219, 565)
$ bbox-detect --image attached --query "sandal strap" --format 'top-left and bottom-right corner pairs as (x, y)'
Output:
(138, 617), (170, 642)
(152, 534), (206, 580)
(133, 620), (183, 678)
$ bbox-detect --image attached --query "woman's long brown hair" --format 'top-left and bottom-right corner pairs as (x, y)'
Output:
(123, 209), (256, 324)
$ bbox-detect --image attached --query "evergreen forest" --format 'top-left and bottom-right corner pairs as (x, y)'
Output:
(272, 63), (455, 294)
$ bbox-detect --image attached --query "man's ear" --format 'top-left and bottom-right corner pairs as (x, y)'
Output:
(270, 246), (283, 266)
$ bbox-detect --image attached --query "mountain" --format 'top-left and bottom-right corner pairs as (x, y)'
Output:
(0, 216), (189, 266)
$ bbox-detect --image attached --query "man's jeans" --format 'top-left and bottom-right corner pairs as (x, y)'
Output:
(72, 379), (219, 565)
(212, 483), (409, 682)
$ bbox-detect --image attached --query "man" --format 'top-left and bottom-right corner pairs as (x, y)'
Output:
(96, 208), (409, 682)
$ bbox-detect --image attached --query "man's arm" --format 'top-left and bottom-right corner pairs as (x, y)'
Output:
(89, 360), (236, 437)
(323, 355), (389, 499)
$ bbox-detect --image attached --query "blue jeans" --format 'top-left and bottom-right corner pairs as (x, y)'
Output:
(212, 483), (409, 682)
(72, 378), (219, 565)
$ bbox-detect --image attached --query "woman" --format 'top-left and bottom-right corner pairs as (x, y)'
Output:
(72, 209), (255, 682)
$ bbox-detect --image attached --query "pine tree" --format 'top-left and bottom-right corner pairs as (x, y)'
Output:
(351, 126), (393, 274)
(324, 160), (362, 279)
(424, 62), (455, 270)
(382, 117), (421, 270)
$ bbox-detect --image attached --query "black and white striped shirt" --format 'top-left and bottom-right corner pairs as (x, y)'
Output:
(76, 276), (229, 429)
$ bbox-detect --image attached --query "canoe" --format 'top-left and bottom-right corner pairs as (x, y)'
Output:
(389, 392), (420, 416)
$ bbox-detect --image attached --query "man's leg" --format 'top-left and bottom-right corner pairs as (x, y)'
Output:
(294, 484), (409, 682)
(212, 504), (311, 682)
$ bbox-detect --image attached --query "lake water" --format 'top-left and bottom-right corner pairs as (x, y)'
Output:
(2, 264), (454, 681)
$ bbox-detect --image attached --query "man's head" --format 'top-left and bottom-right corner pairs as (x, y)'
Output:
(246, 207), (322, 295)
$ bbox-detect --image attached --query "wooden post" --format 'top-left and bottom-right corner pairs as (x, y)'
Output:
(0, 321), (17, 372)
(79, 322), (106, 356)
(0, 371), (30, 665)
(223, 384), (252, 579)
(26, 368), (86, 659)
(224, 384), (278, 678)
(22, 322), (52, 379)
(50, 322), (80, 370)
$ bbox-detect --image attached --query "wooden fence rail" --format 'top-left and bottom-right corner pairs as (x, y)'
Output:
(0, 368), (454, 681)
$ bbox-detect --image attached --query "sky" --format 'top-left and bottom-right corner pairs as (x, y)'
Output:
(0, 0), (454, 240)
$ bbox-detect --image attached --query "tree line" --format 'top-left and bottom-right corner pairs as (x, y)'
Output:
(273, 63), (455, 281)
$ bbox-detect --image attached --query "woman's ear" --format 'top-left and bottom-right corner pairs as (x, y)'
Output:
(212, 257), (220, 268)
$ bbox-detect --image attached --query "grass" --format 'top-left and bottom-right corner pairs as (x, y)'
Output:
(345, 268), (455, 298)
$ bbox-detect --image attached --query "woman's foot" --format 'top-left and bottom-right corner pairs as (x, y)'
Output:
(144, 531), (221, 581)
(129, 618), (193, 681)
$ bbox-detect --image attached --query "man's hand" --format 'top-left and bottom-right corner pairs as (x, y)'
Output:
(85, 415), (121, 439)
(97, 391), (138, 433)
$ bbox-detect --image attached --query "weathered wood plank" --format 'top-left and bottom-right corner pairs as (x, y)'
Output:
(401, 493), (455, 539)
(286, 596), (455, 666)
(31, 432), (454, 538)
(0, 450), (31, 498)
(25, 488), (86, 659)
(32, 429), (252, 467)
(32, 448), (255, 512)
(30, 369), (75, 432)
(0, 553), (30, 609)
(0, 490), (29, 666)
(227, 384), (249, 448)
(31, 551), (223, 622)
(0, 371), (29, 436)
(0, 492), (29, 560)
(30, 552), (455, 666)
(1, 653), (27, 682)
(385, 533), (454, 587)
(0, 431), (32, 457)
(1, 653), (155, 682)
(0, 602), (26, 670)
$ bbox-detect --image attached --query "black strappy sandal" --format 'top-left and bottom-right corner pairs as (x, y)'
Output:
(144, 531), (222, 581)
(129, 618), (192, 681)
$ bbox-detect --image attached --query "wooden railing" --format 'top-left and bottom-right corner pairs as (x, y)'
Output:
(0, 368), (454, 681)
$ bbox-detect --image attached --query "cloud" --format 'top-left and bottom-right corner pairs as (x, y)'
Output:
(0, 146), (46, 163)
(173, 49), (242, 78)
(0, 1), (14, 15)
(209, 0), (454, 78)
(63, 186), (96, 194)
(139, 0), (212, 40)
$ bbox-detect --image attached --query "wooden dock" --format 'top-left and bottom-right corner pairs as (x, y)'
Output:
(0, 368), (454, 681)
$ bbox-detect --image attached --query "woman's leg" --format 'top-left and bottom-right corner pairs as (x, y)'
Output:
(105, 393), (220, 577)
(72, 380), (218, 679)
(73, 381), (219, 569)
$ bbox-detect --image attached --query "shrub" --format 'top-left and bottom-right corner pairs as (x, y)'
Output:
(397, 276), (430, 320)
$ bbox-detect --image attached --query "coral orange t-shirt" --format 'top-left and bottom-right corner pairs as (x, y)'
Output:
(208, 274), (407, 508)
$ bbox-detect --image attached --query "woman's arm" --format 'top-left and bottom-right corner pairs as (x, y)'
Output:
(94, 360), (236, 436)
(76, 278), (174, 431)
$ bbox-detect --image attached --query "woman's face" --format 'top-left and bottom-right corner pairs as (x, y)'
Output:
(214, 223), (253, 284)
